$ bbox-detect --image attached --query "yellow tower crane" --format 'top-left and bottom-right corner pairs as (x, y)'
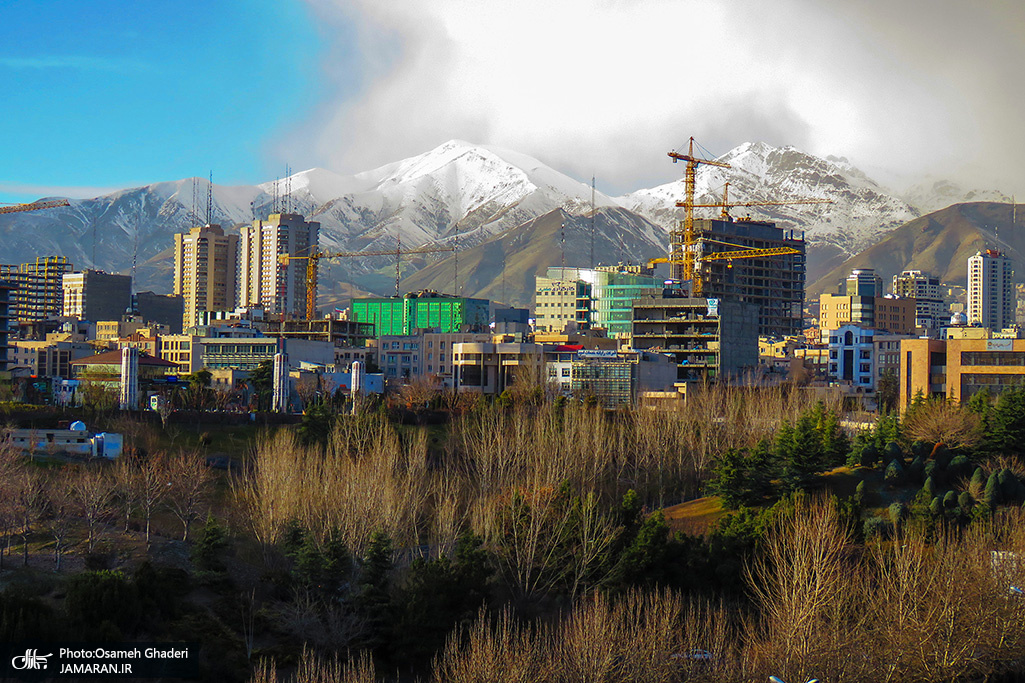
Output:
(280, 236), (455, 320)
(684, 182), (833, 221)
(665, 141), (832, 296)
(668, 138), (731, 283)
(0, 198), (70, 215)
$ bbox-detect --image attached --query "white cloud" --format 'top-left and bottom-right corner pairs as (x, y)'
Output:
(285, 0), (1025, 196)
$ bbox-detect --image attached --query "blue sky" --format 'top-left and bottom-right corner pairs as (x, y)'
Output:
(0, 0), (329, 203)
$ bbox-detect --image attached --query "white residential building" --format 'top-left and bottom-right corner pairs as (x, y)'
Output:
(968, 249), (1014, 331)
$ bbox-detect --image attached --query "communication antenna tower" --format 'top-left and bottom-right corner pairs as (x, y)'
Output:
(454, 233), (459, 295)
(206, 171), (213, 225)
(132, 210), (139, 290)
(560, 220), (565, 270)
(590, 176), (596, 269)
(192, 177), (200, 226)
(284, 165), (293, 214)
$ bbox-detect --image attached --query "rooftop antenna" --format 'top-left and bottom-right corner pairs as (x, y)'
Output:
(560, 219), (565, 271)
(453, 233), (459, 295)
(132, 209), (139, 291)
(191, 177), (199, 226)
(284, 164), (292, 214)
(273, 177), (279, 214)
(501, 241), (506, 305)
(206, 170), (213, 225)
(590, 175), (596, 269)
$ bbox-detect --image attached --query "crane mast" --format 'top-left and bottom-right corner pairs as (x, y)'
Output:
(668, 137), (731, 284)
(281, 239), (456, 320)
(665, 142), (830, 296)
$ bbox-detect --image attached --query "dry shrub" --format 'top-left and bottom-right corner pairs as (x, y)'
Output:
(432, 591), (745, 683)
(250, 647), (375, 683)
(903, 399), (981, 450)
(234, 387), (850, 581)
(234, 416), (440, 555)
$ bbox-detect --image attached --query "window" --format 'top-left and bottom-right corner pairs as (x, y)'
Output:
(561, 368), (570, 377)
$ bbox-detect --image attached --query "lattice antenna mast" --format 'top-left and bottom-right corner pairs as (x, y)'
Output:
(590, 176), (596, 269)
(206, 171), (213, 225)
(454, 234), (459, 295)
(284, 165), (293, 214)
(561, 220), (566, 270)
(132, 209), (139, 291)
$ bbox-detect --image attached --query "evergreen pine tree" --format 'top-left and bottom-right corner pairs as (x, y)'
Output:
(358, 531), (395, 651)
(985, 471), (1002, 507)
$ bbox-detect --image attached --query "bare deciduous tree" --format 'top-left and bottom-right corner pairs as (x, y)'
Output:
(43, 474), (75, 571)
(164, 451), (212, 541)
(71, 466), (114, 554)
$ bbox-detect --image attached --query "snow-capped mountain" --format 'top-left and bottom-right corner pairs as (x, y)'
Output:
(0, 139), (1004, 299)
(619, 141), (920, 254)
(900, 179), (1010, 215)
(307, 140), (621, 252)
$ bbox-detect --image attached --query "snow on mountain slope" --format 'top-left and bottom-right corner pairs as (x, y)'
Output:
(1, 138), (1003, 298)
(901, 179), (1010, 215)
(620, 141), (919, 254)
(307, 140), (622, 252)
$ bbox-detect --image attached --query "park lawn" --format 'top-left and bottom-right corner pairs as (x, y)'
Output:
(663, 496), (727, 536)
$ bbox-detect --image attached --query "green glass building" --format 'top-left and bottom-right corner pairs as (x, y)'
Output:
(351, 291), (490, 336)
(544, 267), (664, 339)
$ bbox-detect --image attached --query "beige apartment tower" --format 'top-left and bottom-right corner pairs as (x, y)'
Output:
(239, 213), (319, 318)
(968, 249), (1014, 331)
(173, 224), (239, 329)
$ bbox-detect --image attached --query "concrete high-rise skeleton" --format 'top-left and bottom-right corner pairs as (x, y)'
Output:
(239, 213), (319, 318)
(967, 249), (1014, 331)
(173, 224), (238, 329)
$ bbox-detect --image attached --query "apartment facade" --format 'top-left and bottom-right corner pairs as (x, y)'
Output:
(0, 256), (73, 322)
(968, 249), (1015, 331)
(892, 269), (945, 331)
(62, 270), (132, 322)
(173, 224), (239, 329)
(239, 213), (319, 317)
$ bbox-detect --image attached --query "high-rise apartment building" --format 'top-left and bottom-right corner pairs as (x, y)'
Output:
(62, 270), (132, 322)
(239, 213), (319, 318)
(968, 249), (1015, 331)
(173, 224), (238, 329)
(0, 256), (73, 322)
(892, 270), (944, 331)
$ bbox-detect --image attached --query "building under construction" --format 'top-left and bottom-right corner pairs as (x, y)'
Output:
(686, 218), (806, 338)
